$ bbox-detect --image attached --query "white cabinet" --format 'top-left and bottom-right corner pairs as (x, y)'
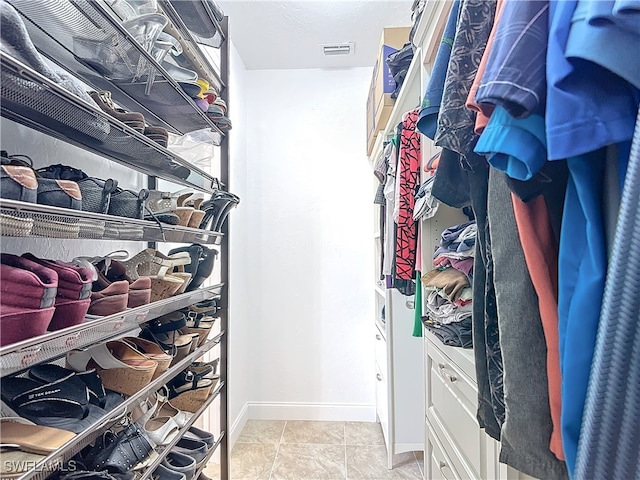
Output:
(374, 288), (425, 468)
(424, 331), (539, 480)
(424, 332), (497, 480)
(367, 0), (461, 469)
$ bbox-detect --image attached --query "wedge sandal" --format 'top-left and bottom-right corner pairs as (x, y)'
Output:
(139, 312), (194, 366)
(0, 419), (75, 454)
(166, 367), (215, 412)
(66, 340), (158, 396)
(123, 337), (172, 379)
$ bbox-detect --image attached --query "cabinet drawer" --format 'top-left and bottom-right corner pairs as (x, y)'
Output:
(425, 330), (476, 386)
(427, 343), (481, 477)
(427, 408), (480, 480)
(374, 325), (387, 377)
(427, 423), (461, 480)
(375, 364), (389, 444)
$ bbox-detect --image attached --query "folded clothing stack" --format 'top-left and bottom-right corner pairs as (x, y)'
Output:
(422, 221), (477, 348)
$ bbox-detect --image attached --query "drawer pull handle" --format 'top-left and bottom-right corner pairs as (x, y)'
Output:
(376, 373), (383, 382)
(376, 334), (382, 340)
(439, 461), (454, 479)
(437, 363), (457, 383)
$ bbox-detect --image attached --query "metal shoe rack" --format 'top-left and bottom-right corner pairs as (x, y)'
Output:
(0, 1), (232, 479)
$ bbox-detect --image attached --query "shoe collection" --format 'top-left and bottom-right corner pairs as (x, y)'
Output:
(0, 155), (240, 237)
(146, 188), (240, 230)
(89, 91), (169, 148)
(0, 300), (221, 479)
(72, 0), (231, 133)
(0, 154), (147, 237)
(1, 0), (226, 477)
(0, 253), (93, 346)
(0, 245), (217, 346)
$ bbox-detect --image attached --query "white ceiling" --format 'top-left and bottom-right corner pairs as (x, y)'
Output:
(217, 0), (414, 70)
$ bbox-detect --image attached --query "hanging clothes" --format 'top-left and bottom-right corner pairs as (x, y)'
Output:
(546, 1), (640, 472)
(416, 0), (461, 139)
(470, 0), (567, 466)
(382, 141), (398, 277)
(433, 0), (505, 441)
(575, 107), (640, 480)
(394, 109), (421, 281)
(487, 169), (568, 480)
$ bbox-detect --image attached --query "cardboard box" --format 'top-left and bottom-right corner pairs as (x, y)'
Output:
(366, 27), (411, 155)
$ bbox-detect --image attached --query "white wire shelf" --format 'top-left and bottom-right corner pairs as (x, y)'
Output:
(0, 199), (223, 244)
(0, 52), (220, 193)
(5, 333), (224, 480)
(6, 0), (225, 138)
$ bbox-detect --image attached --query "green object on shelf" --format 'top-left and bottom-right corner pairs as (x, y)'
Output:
(413, 270), (423, 337)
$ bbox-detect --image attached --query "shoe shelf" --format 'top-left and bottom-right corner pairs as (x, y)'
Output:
(0, 53), (221, 193)
(4, 334), (224, 480)
(193, 431), (226, 480)
(163, 0), (226, 50)
(6, 0), (224, 137)
(158, 0), (225, 92)
(136, 382), (226, 480)
(0, 284), (224, 377)
(0, 199), (223, 244)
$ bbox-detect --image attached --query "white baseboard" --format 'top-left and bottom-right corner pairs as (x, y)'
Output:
(229, 402), (249, 450)
(247, 402), (376, 422)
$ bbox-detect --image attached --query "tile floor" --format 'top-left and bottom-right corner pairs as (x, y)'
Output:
(204, 420), (424, 480)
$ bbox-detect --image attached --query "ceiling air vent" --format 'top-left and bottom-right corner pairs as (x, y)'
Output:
(322, 43), (355, 56)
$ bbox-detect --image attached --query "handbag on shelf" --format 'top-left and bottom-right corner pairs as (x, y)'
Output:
(109, 187), (149, 220)
(37, 164), (118, 215)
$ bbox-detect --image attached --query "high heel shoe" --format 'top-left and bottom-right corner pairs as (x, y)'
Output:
(178, 192), (206, 229)
(140, 312), (195, 366)
(180, 312), (215, 347)
(199, 190), (240, 232)
(168, 244), (217, 292)
(121, 248), (190, 279)
(187, 297), (221, 315)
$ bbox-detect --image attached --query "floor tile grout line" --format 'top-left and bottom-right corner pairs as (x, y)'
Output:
(267, 420), (287, 480)
(344, 422), (348, 480)
(413, 451), (423, 478)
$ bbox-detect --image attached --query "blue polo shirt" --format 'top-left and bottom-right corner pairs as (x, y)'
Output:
(475, 108), (547, 181)
(565, 0), (640, 89)
(546, 0), (639, 161)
